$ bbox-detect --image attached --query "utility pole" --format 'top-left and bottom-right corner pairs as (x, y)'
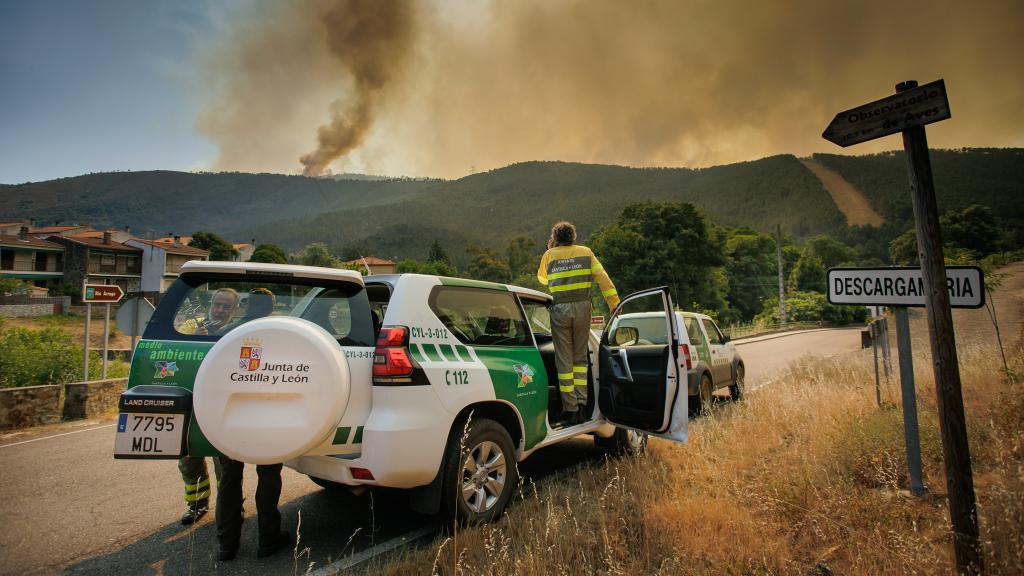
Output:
(776, 224), (786, 324)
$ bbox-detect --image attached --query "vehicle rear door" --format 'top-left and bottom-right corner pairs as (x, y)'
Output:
(597, 287), (687, 443)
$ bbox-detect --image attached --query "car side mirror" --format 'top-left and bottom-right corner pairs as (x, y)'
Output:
(612, 326), (639, 347)
(721, 334), (730, 344)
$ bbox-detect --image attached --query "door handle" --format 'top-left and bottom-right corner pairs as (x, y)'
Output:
(617, 348), (634, 382)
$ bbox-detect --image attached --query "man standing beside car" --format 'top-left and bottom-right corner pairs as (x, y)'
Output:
(537, 221), (620, 424)
(175, 287), (239, 525)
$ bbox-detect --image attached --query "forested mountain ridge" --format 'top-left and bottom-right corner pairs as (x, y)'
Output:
(251, 155), (847, 261)
(2, 149), (1020, 264)
(0, 170), (433, 237)
(812, 148), (1024, 245)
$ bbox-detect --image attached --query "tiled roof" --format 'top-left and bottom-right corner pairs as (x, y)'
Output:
(129, 238), (209, 256)
(53, 235), (142, 253)
(29, 225), (87, 234)
(346, 256), (395, 265)
(0, 234), (64, 250)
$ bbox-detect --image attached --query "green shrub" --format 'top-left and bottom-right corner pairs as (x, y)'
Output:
(0, 324), (128, 387)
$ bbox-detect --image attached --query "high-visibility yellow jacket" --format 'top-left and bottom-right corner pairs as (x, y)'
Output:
(537, 244), (620, 309)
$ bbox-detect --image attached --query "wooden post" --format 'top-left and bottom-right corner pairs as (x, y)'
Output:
(102, 302), (110, 379)
(898, 80), (981, 574)
(83, 303), (91, 381)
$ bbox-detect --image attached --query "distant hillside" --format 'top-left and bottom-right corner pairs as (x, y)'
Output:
(812, 148), (1024, 244)
(3, 149), (1020, 263)
(0, 171), (431, 238)
(252, 155), (847, 262)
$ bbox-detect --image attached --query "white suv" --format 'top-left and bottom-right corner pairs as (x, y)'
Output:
(115, 262), (690, 523)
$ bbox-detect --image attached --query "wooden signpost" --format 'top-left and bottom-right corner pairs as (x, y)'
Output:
(82, 283), (125, 381)
(824, 80), (982, 574)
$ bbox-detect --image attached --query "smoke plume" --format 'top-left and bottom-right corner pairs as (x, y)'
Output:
(299, 0), (414, 176)
(196, 0), (1024, 178)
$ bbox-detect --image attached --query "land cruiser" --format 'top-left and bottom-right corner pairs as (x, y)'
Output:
(114, 261), (689, 523)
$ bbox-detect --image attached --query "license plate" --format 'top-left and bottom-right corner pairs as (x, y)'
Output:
(113, 413), (186, 458)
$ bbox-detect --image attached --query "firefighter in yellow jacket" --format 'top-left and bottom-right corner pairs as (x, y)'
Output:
(537, 221), (620, 424)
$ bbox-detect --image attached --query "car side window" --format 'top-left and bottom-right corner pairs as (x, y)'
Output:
(520, 298), (551, 336)
(701, 318), (723, 345)
(683, 316), (703, 345)
(430, 287), (531, 347)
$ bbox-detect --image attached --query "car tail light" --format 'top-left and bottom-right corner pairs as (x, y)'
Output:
(680, 344), (692, 370)
(373, 326), (415, 380)
(350, 467), (375, 480)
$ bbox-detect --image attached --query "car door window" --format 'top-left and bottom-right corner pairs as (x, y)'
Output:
(520, 298), (551, 336)
(430, 287), (531, 347)
(701, 319), (724, 345)
(683, 317), (703, 345)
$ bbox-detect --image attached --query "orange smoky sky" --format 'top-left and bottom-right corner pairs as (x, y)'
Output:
(195, 0), (1024, 178)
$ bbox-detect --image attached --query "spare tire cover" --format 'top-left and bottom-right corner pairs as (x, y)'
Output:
(194, 316), (350, 464)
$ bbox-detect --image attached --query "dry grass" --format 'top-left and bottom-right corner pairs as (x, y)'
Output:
(349, 339), (1023, 575)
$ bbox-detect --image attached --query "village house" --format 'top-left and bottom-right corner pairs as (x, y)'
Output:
(49, 231), (143, 294)
(126, 237), (209, 295)
(0, 226), (65, 289)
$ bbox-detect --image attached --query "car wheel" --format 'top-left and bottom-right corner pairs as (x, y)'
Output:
(729, 364), (745, 401)
(594, 427), (648, 455)
(699, 373), (714, 414)
(441, 417), (518, 525)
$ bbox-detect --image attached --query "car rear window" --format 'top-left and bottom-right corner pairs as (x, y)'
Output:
(144, 273), (374, 347)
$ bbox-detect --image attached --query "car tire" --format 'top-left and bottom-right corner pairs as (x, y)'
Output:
(698, 373), (714, 414)
(729, 364), (745, 401)
(594, 427), (648, 455)
(441, 417), (519, 525)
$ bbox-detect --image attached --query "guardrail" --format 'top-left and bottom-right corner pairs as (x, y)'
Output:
(723, 320), (825, 341)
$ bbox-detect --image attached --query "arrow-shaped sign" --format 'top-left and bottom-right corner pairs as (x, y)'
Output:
(83, 284), (125, 303)
(823, 79), (950, 147)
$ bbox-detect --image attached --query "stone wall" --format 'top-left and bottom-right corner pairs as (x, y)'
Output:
(63, 378), (128, 421)
(0, 377), (128, 430)
(0, 296), (71, 318)
(0, 384), (63, 430)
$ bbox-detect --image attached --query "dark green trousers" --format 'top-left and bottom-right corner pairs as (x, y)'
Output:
(215, 458), (283, 551)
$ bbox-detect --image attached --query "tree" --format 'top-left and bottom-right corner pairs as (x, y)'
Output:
(506, 235), (538, 279)
(941, 204), (1003, 257)
(801, 235), (857, 269)
(788, 254), (827, 293)
(722, 230), (777, 321)
(427, 240), (450, 265)
(466, 245), (511, 283)
(891, 204), (1006, 265)
(590, 201), (725, 313)
(889, 229), (918, 265)
(248, 243), (288, 264)
(755, 291), (866, 325)
(189, 231), (239, 261)
(299, 242), (342, 268)
(396, 258), (458, 277)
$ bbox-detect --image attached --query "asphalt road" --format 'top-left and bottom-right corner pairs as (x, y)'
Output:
(0, 327), (865, 576)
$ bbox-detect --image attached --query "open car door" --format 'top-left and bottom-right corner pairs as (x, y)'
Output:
(597, 287), (687, 443)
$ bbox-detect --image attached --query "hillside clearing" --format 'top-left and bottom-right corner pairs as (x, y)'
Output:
(801, 158), (885, 227)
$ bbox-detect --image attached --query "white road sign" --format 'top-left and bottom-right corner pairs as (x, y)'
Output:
(828, 266), (984, 309)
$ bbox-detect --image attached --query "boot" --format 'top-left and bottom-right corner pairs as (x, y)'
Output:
(180, 499), (208, 525)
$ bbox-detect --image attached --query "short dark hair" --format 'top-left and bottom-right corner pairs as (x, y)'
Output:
(551, 221), (576, 246)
